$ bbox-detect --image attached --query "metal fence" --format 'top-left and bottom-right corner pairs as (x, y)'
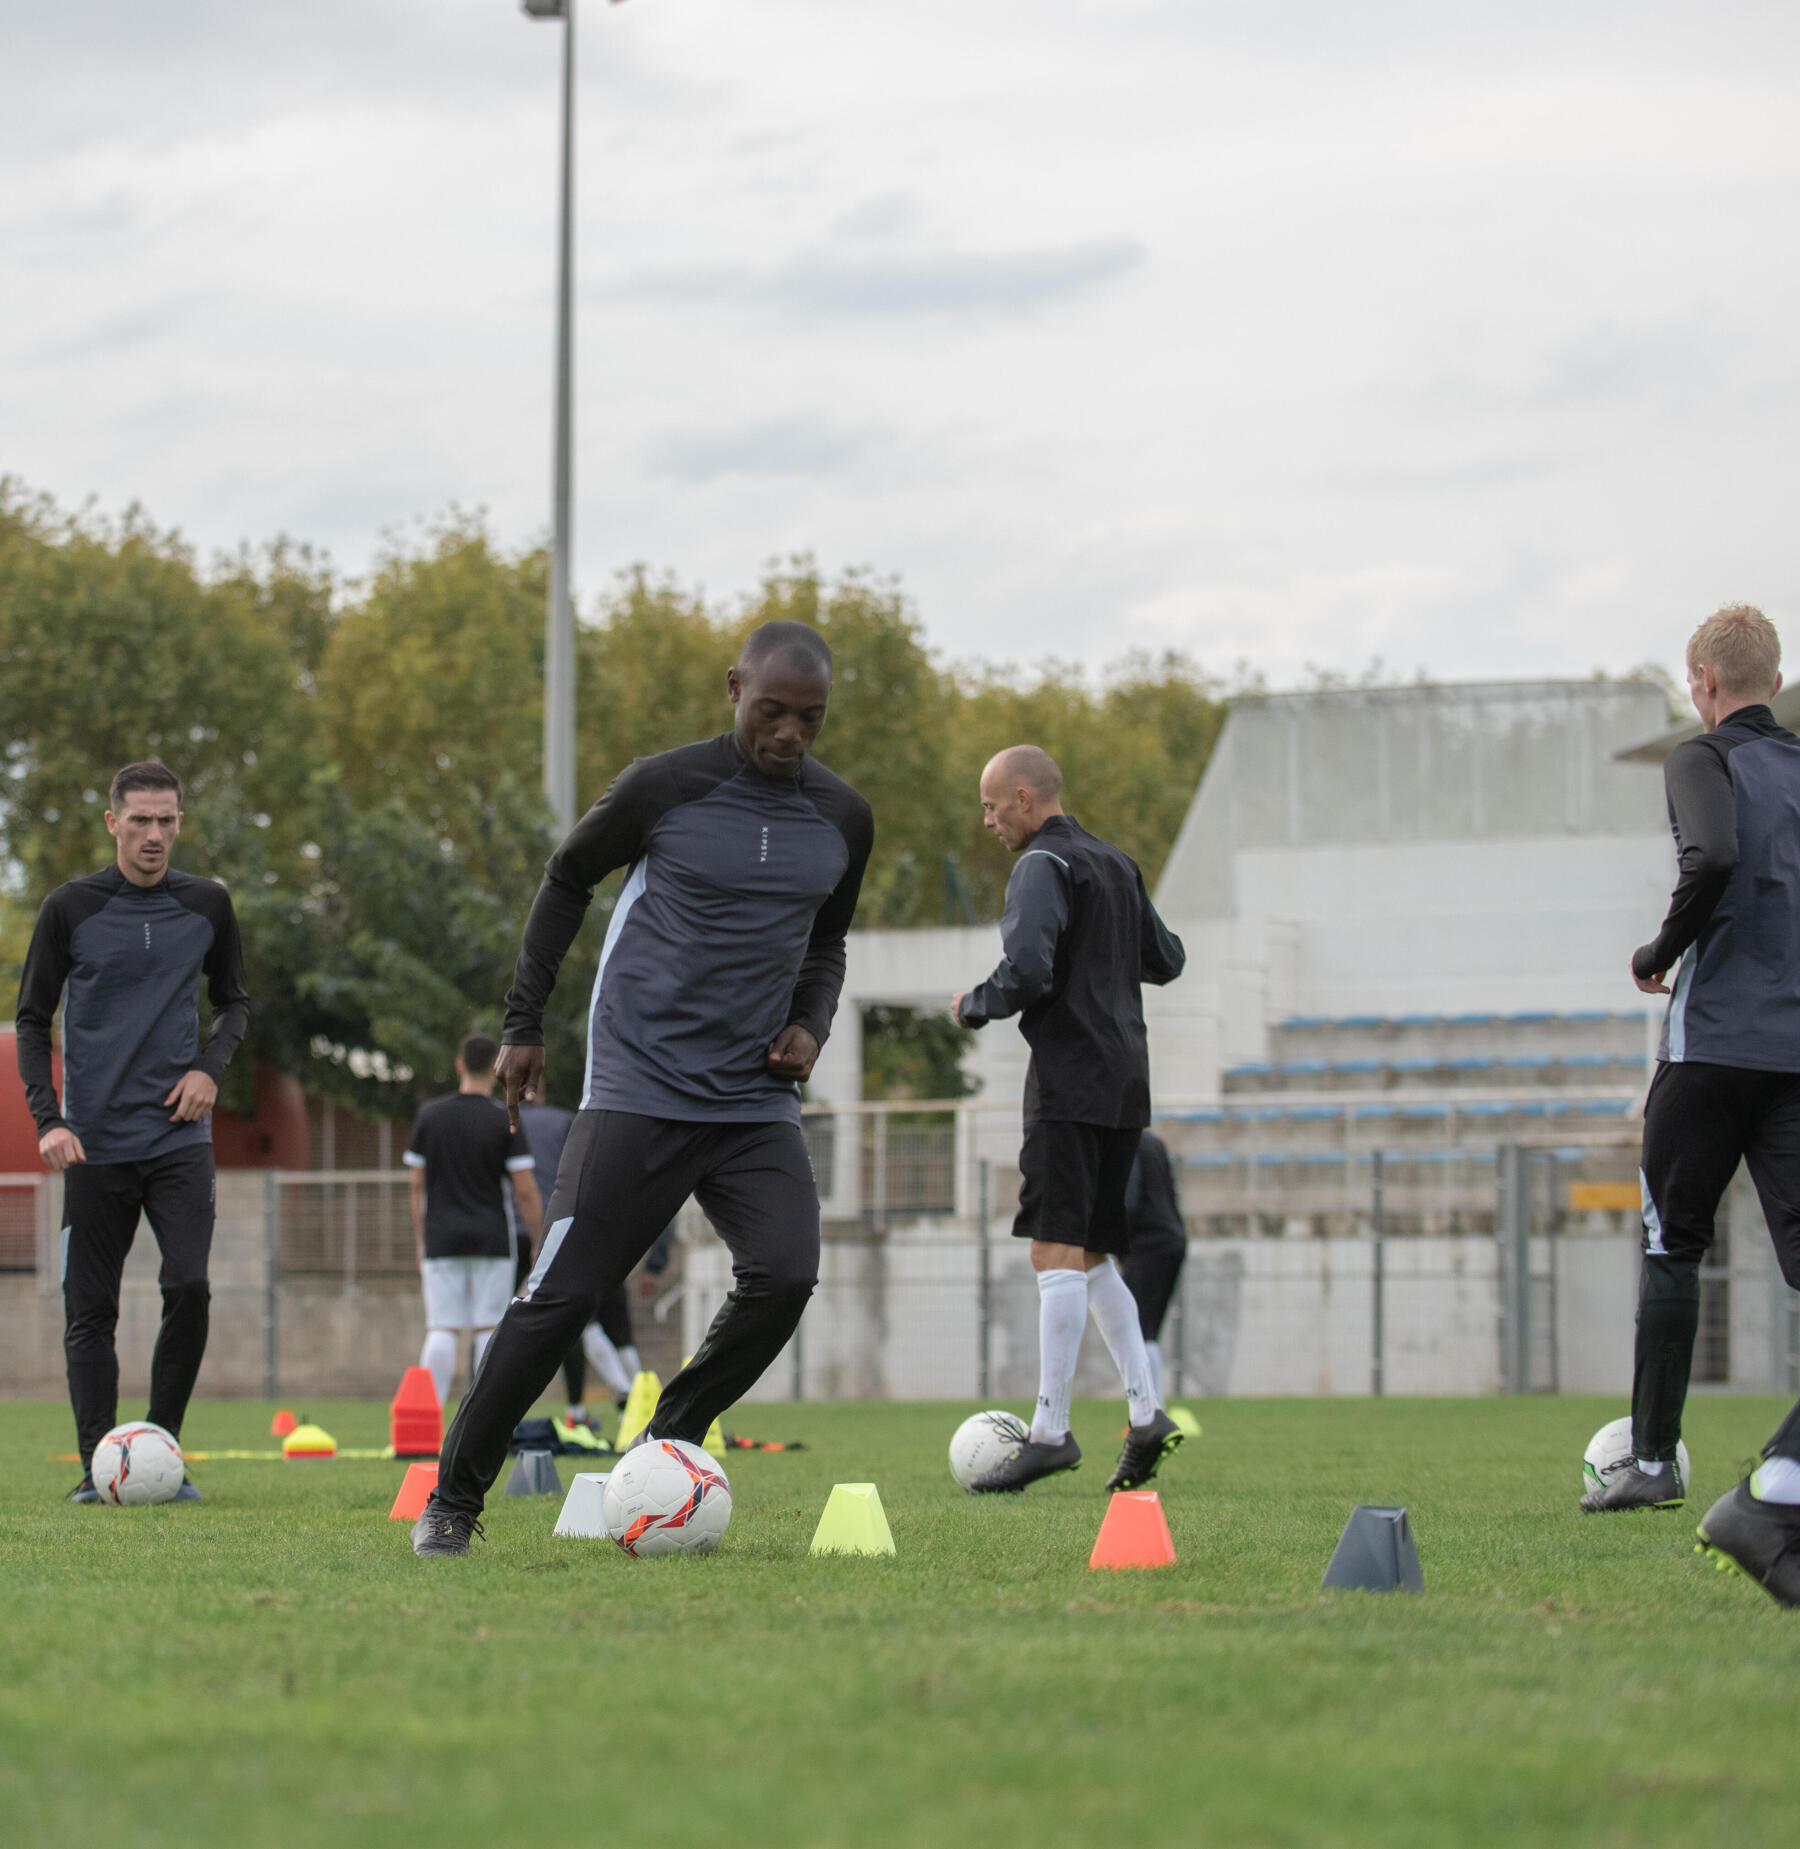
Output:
(3, 1106), (1793, 1402)
(0, 1174), (52, 1274)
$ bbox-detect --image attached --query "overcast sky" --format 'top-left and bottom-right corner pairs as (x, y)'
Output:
(4, 1), (1798, 687)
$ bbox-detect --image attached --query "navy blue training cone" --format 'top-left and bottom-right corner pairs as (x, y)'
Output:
(1321, 1504), (1423, 1593)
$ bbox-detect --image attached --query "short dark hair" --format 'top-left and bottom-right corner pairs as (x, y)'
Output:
(459, 1034), (499, 1076)
(739, 619), (832, 682)
(109, 761), (182, 810)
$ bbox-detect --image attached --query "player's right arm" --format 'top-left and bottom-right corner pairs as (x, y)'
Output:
(15, 890), (85, 1170)
(1632, 738), (1738, 990)
(497, 757), (672, 1124)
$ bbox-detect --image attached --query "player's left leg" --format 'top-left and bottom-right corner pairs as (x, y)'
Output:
(650, 1122), (818, 1446)
(1586, 1062), (1747, 1512)
(1695, 1072), (1800, 1597)
(138, 1144), (215, 1449)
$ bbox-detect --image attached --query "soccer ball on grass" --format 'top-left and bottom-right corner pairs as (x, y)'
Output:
(948, 1409), (1029, 1491)
(1582, 1415), (1689, 1501)
(601, 1439), (731, 1557)
(91, 1421), (185, 1505)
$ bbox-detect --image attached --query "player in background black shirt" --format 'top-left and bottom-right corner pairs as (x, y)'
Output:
(405, 1036), (541, 1407)
(954, 745), (1186, 1495)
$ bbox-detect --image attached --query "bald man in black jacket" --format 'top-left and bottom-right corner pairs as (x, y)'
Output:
(954, 744), (1186, 1494)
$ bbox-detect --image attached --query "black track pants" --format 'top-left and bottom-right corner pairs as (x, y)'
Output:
(62, 1145), (215, 1469)
(437, 1111), (818, 1516)
(1120, 1231), (1186, 1343)
(1633, 1060), (1800, 1459)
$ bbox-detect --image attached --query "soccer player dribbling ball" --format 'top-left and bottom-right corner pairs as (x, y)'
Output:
(14, 762), (249, 1504)
(412, 620), (872, 1556)
(951, 745), (1187, 1494)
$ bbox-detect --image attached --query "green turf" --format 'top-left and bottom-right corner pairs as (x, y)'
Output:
(5, 1394), (1799, 1848)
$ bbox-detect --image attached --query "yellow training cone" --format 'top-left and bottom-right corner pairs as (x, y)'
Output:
(614, 1371), (662, 1450)
(282, 1422), (337, 1459)
(810, 1483), (896, 1557)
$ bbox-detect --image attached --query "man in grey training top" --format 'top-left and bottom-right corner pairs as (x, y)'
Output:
(412, 619), (872, 1556)
(15, 762), (249, 1503)
(953, 744), (1186, 1494)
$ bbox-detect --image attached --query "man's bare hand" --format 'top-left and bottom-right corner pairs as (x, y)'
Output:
(950, 992), (967, 1027)
(766, 1025), (820, 1083)
(163, 1070), (217, 1123)
(494, 1043), (545, 1132)
(1631, 954), (1670, 996)
(39, 1127), (86, 1172)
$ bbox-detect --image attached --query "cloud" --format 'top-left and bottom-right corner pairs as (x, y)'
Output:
(643, 415), (896, 485)
(604, 236), (1147, 322)
(22, 293), (204, 367)
(832, 191), (920, 242)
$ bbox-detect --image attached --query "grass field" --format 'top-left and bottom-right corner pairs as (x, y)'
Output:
(5, 1393), (1800, 1848)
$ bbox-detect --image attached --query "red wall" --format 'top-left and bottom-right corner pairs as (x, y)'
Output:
(0, 1030), (307, 1170)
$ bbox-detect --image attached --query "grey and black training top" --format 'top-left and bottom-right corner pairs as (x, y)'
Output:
(1634, 704), (1800, 1072)
(959, 813), (1186, 1128)
(503, 732), (874, 1125)
(15, 864), (250, 1162)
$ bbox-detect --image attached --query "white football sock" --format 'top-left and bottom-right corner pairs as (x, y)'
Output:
(1145, 1339), (1165, 1401)
(471, 1327), (495, 1379)
(1085, 1259), (1160, 1428)
(1635, 1458), (1667, 1476)
(421, 1329), (456, 1407)
(582, 1323), (634, 1397)
(1752, 1456), (1800, 1503)
(1030, 1269), (1087, 1443)
(565, 1403), (584, 1420)
(619, 1344), (642, 1381)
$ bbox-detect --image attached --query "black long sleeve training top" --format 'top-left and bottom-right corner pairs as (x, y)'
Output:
(503, 733), (873, 1124)
(1634, 703), (1800, 1071)
(16, 864), (250, 1162)
(960, 813), (1185, 1128)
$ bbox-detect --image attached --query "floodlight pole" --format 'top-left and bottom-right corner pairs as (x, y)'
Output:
(525, 0), (581, 836)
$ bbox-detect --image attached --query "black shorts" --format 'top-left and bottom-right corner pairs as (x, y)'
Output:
(1012, 1121), (1143, 1256)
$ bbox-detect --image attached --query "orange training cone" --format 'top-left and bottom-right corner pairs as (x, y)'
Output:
(1089, 1491), (1177, 1571)
(388, 1462), (439, 1521)
(390, 1367), (442, 1459)
(270, 1409), (298, 1437)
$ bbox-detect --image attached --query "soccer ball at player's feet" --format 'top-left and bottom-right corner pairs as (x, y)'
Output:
(948, 1409), (1031, 1490)
(601, 1438), (732, 1557)
(1580, 1416), (1689, 1512)
(90, 1422), (185, 1506)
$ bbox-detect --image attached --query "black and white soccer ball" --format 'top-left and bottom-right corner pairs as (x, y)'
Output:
(1582, 1415), (1689, 1500)
(948, 1410), (1029, 1490)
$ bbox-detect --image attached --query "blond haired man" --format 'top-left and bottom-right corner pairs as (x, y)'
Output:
(1587, 609), (1800, 1547)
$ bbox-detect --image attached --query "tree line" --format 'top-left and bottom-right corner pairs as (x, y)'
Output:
(0, 480), (1227, 1112)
